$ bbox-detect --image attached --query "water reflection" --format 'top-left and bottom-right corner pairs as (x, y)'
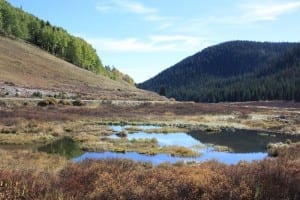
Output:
(74, 125), (298, 165)
(74, 151), (267, 165)
(38, 137), (83, 159)
(188, 129), (300, 153)
(111, 132), (201, 148)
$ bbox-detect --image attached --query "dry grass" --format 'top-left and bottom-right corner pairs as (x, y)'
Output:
(1, 101), (299, 134)
(0, 36), (163, 100)
(268, 141), (300, 160)
(0, 133), (54, 145)
(0, 148), (67, 172)
(161, 145), (200, 157)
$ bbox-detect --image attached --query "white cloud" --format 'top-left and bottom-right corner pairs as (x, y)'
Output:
(96, 4), (112, 12)
(88, 38), (157, 52)
(96, 0), (174, 30)
(113, 0), (156, 15)
(96, 0), (157, 15)
(86, 35), (202, 52)
(241, 1), (300, 21)
(176, 0), (300, 31)
(150, 35), (199, 46)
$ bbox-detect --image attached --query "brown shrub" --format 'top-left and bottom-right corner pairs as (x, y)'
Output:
(0, 170), (61, 200)
(1, 158), (299, 200)
(72, 99), (85, 106)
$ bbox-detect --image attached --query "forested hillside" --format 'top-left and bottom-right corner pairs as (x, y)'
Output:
(138, 41), (300, 102)
(0, 0), (134, 84)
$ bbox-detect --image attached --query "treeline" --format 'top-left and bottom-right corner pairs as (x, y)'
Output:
(105, 65), (135, 85)
(0, 0), (135, 84)
(139, 41), (300, 102)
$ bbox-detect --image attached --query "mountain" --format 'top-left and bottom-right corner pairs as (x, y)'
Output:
(138, 41), (300, 102)
(0, 36), (164, 101)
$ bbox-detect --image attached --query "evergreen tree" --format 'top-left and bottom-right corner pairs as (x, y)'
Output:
(159, 86), (166, 96)
(295, 80), (300, 102)
(0, 12), (3, 31)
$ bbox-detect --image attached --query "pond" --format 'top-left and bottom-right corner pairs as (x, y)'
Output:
(74, 126), (300, 165)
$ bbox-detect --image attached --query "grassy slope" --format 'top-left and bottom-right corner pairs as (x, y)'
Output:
(0, 36), (163, 100)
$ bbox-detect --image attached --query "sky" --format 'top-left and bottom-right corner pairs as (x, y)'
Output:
(7, 0), (300, 83)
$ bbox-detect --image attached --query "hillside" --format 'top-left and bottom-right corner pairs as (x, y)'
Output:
(138, 41), (300, 102)
(0, 0), (134, 83)
(0, 36), (164, 100)
(0, 0), (105, 74)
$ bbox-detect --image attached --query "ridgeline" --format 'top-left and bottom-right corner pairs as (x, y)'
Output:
(138, 41), (300, 102)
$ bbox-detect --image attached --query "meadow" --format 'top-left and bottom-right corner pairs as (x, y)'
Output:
(0, 100), (299, 199)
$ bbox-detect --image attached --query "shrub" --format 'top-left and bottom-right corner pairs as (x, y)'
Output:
(37, 97), (58, 107)
(0, 100), (6, 107)
(37, 100), (48, 107)
(54, 92), (67, 99)
(116, 131), (127, 137)
(47, 97), (58, 105)
(58, 99), (72, 106)
(72, 99), (85, 106)
(31, 91), (43, 98)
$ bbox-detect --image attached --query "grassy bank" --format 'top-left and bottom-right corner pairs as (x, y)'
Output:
(75, 136), (199, 157)
(268, 141), (300, 159)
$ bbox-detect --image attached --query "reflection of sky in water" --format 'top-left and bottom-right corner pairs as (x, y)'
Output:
(127, 132), (201, 148)
(199, 151), (267, 164)
(110, 125), (160, 132)
(74, 151), (267, 165)
(110, 125), (126, 132)
(109, 126), (202, 148)
(137, 125), (161, 130)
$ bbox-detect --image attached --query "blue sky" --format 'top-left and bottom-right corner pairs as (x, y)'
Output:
(7, 0), (300, 83)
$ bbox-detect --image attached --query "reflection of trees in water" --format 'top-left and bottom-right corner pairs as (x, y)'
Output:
(188, 129), (300, 153)
(38, 137), (83, 159)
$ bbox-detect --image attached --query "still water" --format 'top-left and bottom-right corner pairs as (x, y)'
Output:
(74, 150), (267, 165)
(74, 126), (300, 165)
